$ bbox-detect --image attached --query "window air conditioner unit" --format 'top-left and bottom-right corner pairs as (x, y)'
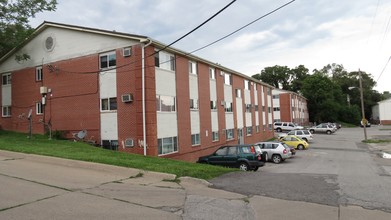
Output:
(121, 93), (133, 103)
(40, 86), (48, 95)
(220, 100), (225, 106)
(123, 47), (132, 57)
(125, 138), (134, 147)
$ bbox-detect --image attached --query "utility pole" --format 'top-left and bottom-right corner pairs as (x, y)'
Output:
(359, 69), (367, 141)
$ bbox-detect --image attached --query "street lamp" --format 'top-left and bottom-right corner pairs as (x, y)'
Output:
(348, 69), (367, 141)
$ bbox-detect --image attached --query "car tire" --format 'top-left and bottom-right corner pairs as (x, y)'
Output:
(309, 129), (315, 134)
(298, 144), (304, 150)
(326, 130), (331, 135)
(272, 155), (282, 164)
(239, 162), (249, 171)
(253, 166), (259, 172)
(276, 128), (282, 132)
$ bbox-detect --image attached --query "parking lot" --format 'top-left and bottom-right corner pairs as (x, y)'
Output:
(210, 126), (391, 213)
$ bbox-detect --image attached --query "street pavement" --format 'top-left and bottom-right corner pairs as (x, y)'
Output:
(1, 135), (391, 219)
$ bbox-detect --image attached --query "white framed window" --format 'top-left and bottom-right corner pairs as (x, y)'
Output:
(100, 52), (116, 69)
(273, 107), (280, 111)
(210, 100), (217, 110)
(191, 134), (200, 146)
(36, 67), (43, 81)
(156, 95), (176, 112)
(235, 89), (241, 98)
(189, 61), (197, 75)
(224, 73), (232, 85)
(245, 104), (252, 113)
(2, 73), (11, 86)
(155, 50), (175, 71)
(2, 106), (11, 117)
(190, 99), (199, 110)
(268, 124), (273, 131)
(225, 128), (234, 140)
(256, 125), (260, 133)
(268, 107), (272, 113)
(158, 136), (178, 155)
(244, 80), (250, 90)
(246, 126), (253, 136)
(36, 102), (43, 115)
(209, 68), (215, 79)
(101, 97), (117, 111)
(225, 102), (233, 112)
(272, 94), (280, 99)
(255, 105), (259, 111)
(212, 131), (219, 141)
(267, 88), (272, 95)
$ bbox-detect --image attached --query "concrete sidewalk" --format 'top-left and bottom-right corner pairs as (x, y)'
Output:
(1, 150), (390, 220)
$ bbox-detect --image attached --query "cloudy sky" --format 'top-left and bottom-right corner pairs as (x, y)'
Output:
(29, 0), (391, 93)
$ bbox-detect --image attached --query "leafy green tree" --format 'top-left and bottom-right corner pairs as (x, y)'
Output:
(0, 0), (57, 58)
(289, 65), (309, 93)
(252, 65), (291, 89)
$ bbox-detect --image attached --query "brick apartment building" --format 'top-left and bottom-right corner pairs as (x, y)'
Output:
(272, 89), (309, 126)
(0, 22), (275, 162)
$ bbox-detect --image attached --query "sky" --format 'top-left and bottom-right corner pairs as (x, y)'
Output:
(29, 0), (391, 93)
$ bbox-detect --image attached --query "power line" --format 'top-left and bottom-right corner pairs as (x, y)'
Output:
(376, 55), (391, 82)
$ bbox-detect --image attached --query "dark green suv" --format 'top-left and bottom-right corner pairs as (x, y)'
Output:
(197, 144), (265, 171)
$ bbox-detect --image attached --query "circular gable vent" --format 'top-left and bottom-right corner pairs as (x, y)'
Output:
(44, 36), (55, 51)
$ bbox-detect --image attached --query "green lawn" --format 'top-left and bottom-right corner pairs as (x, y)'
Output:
(0, 130), (235, 180)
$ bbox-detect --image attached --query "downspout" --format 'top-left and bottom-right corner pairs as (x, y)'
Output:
(141, 38), (152, 156)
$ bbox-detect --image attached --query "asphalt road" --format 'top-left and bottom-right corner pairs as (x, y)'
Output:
(210, 126), (391, 213)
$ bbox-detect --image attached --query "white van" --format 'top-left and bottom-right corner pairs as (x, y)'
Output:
(273, 122), (303, 132)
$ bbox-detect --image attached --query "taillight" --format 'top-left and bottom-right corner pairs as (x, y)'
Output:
(283, 149), (287, 154)
(257, 155), (262, 161)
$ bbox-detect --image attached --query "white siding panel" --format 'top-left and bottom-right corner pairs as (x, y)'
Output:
(246, 113), (252, 127)
(255, 113), (259, 126)
(236, 97), (243, 128)
(244, 90), (251, 104)
(254, 91), (258, 105)
(210, 80), (217, 101)
(156, 69), (176, 96)
(191, 111), (200, 134)
(157, 113), (178, 138)
(99, 70), (117, 98)
(189, 75), (198, 99)
(101, 113), (118, 140)
(1, 86), (11, 105)
(211, 111), (218, 131)
(225, 113), (234, 129)
(224, 85), (232, 102)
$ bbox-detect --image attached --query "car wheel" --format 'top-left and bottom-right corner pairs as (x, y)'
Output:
(277, 128), (282, 132)
(309, 129), (315, 134)
(298, 144), (304, 150)
(253, 166), (259, 171)
(272, 155), (282, 164)
(326, 130), (331, 135)
(239, 162), (249, 171)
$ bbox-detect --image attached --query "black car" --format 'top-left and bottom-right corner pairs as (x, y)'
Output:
(197, 144), (264, 171)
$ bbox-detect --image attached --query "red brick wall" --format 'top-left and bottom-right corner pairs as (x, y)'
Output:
(280, 93), (292, 122)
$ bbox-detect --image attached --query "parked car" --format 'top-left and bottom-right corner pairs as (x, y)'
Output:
(255, 142), (292, 164)
(280, 135), (309, 150)
(309, 123), (337, 134)
(273, 122), (304, 132)
(197, 145), (264, 171)
(278, 129), (313, 142)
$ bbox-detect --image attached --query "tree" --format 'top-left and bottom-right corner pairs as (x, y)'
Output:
(289, 65), (309, 93)
(252, 65), (291, 90)
(0, 0), (58, 58)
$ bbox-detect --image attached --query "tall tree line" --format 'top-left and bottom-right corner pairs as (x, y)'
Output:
(252, 64), (386, 125)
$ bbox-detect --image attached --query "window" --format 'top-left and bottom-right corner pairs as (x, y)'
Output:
(191, 134), (200, 146)
(244, 80), (250, 90)
(2, 106), (11, 117)
(156, 95), (176, 112)
(273, 107), (280, 111)
(235, 89), (241, 98)
(224, 73), (232, 85)
(226, 129), (234, 140)
(225, 102), (233, 112)
(267, 88), (272, 95)
(254, 105), (259, 111)
(210, 101), (217, 110)
(209, 68), (215, 79)
(189, 61), (197, 75)
(212, 131), (219, 141)
(101, 97), (117, 111)
(272, 94), (280, 99)
(102, 140), (119, 151)
(245, 104), (252, 113)
(100, 52), (116, 69)
(155, 50), (175, 71)
(262, 106), (266, 112)
(268, 107), (271, 113)
(158, 136), (178, 155)
(215, 147), (228, 156)
(190, 99), (199, 110)
(256, 125), (260, 133)
(2, 73), (11, 85)
(36, 102), (43, 115)
(254, 84), (257, 91)
(268, 124), (273, 130)
(227, 146), (237, 155)
(246, 126), (253, 136)
(36, 67), (43, 81)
